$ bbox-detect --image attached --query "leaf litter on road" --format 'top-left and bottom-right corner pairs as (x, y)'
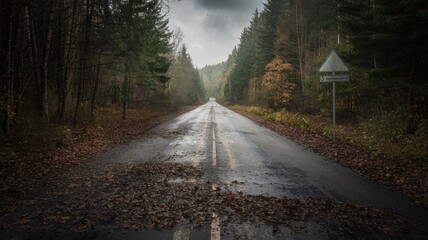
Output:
(0, 158), (410, 239)
(234, 109), (428, 209)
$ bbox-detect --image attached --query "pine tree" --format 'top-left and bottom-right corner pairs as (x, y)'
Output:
(169, 45), (204, 105)
(337, 0), (428, 132)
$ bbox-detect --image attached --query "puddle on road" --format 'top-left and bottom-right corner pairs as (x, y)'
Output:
(146, 130), (187, 139)
(168, 178), (198, 184)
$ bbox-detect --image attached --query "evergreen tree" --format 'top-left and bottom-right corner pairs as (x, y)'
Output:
(199, 62), (226, 98)
(220, 48), (237, 101)
(337, 0), (428, 132)
(258, 0), (285, 68)
(226, 8), (265, 104)
(169, 45), (204, 105)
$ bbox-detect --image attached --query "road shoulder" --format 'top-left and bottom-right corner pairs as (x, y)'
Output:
(229, 106), (428, 209)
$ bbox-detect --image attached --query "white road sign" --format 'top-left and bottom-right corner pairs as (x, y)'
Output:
(319, 50), (349, 73)
(320, 75), (349, 82)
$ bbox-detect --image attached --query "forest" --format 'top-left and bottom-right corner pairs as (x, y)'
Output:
(200, 0), (427, 162)
(1, 1), (428, 237)
(1, 0), (427, 163)
(0, 0), (205, 135)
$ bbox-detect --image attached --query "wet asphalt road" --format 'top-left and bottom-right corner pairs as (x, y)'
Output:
(91, 100), (428, 239)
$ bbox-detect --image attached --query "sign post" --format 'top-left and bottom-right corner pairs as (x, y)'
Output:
(333, 76), (336, 140)
(319, 50), (349, 140)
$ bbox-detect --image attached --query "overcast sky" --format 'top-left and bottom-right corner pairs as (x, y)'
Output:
(167, 0), (266, 67)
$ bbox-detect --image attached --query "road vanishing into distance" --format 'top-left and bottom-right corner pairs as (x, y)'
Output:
(3, 100), (427, 239)
(87, 100), (427, 239)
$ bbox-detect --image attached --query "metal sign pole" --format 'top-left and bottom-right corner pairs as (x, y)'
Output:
(332, 70), (336, 141)
(319, 50), (349, 141)
(332, 81), (336, 141)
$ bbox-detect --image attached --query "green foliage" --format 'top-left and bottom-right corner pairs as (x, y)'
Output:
(336, 0), (428, 127)
(356, 109), (428, 162)
(364, 109), (409, 142)
(222, 0), (338, 109)
(199, 62), (226, 98)
(225, 9), (263, 103)
(0, 0), (177, 133)
(221, 0), (427, 161)
(111, 0), (172, 87)
(168, 45), (205, 105)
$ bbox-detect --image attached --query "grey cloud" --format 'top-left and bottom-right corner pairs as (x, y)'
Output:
(204, 13), (237, 33)
(168, 0), (266, 66)
(195, 0), (257, 11)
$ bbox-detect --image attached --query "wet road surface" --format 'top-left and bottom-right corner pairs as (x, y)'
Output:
(88, 100), (428, 239)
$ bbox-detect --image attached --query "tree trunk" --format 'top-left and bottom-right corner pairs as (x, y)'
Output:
(60, 0), (80, 121)
(73, 0), (92, 125)
(406, 56), (417, 134)
(295, 0), (305, 94)
(40, 4), (54, 121)
(56, 0), (65, 120)
(25, 4), (42, 110)
(90, 58), (101, 117)
(122, 84), (127, 120)
(122, 68), (129, 120)
(3, 0), (13, 135)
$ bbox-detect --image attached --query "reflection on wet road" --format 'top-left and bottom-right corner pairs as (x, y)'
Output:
(94, 100), (428, 239)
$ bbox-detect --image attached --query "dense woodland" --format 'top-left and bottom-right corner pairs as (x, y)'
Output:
(0, 0), (205, 135)
(199, 62), (225, 99)
(2, 0), (427, 142)
(199, 0), (428, 144)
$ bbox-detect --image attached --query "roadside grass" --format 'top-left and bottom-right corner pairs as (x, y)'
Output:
(231, 105), (428, 168)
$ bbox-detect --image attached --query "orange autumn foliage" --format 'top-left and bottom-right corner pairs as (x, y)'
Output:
(262, 58), (296, 109)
